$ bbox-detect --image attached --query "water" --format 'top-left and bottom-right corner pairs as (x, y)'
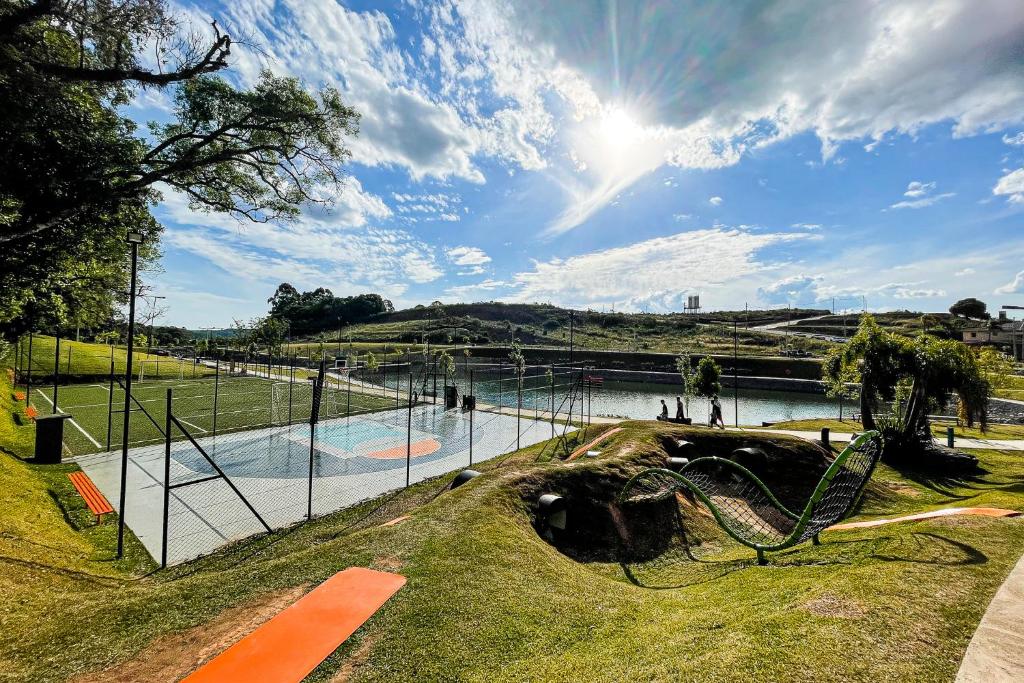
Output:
(364, 365), (842, 427)
(587, 380), (840, 425)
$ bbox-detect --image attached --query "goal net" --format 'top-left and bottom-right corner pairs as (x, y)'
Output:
(271, 381), (339, 425)
(138, 359), (183, 382)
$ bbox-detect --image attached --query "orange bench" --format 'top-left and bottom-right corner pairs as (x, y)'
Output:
(67, 471), (114, 524)
(183, 567), (406, 683)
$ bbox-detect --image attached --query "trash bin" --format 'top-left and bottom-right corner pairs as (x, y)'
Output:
(445, 385), (458, 409)
(35, 414), (72, 464)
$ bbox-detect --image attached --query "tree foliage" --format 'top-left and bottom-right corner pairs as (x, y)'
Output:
(948, 297), (989, 320)
(0, 0), (359, 334)
(825, 315), (991, 462)
(266, 283), (392, 336)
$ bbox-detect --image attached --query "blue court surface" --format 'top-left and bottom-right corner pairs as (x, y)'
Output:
(73, 404), (570, 565)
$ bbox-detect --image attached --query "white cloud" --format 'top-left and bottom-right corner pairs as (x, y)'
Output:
(446, 0), (1024, 232)
(1003, 132), (1024, 146)
(995, 270), (1024, 295)
(993, 168), (1024, 204)
(758, 274), (824, 306)
(507, 227), (810, 310)
(445, 246), (492, 267)
(790, 223), (822, 230)
(708, 196), (723, 206)
(903, 181), (935, 198)
(445, 278), (508, 299)
(673, 213), (693, 222)
(887, 180), (954, 209)
(955, 268), (975, 276)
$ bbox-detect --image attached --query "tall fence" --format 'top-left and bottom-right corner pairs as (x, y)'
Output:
(115, 361), (594, 566)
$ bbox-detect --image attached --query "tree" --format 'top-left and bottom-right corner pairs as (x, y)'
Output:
(0, 1), (359, 334)
(824, 315), (990, 466)
(949, 298), (989, 320)
(674, 354), (693, 418)
(822, 347), (859, 421)
(692, 356), (722, 399)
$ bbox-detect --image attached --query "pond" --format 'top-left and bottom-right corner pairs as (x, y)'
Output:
(363, 365), (846, 427)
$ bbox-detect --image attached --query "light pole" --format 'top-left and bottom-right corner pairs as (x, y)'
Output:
(117, 231), (143, 558)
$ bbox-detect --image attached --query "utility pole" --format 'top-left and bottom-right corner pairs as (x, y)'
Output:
(117, 231), (144, 559)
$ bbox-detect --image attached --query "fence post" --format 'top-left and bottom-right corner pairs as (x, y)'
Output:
(345, 366), (351, 419)
(307, 402), (315, 521)
(469, 370), (474, 466)
(106, 354), (114, 451)
(587, 376), (592, 426)
(161, 388), (173, 568)
(25, 331), (33, 407)
(498, 361), (503, 411)
(289, 356), (295, 424)
(406, 374), (413, 487)
(212, 357), (220, 437)
(517, 379), (521, 451)
(550, 365), (555, 438)
(52, 332), (60, 414)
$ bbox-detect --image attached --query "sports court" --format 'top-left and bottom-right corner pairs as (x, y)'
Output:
(74, 403), (569, 565)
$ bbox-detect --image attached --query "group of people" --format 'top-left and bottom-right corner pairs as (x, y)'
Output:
(659, 395), (725, 429)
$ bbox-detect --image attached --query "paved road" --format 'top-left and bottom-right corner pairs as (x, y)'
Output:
(745, 428), (1024, 451)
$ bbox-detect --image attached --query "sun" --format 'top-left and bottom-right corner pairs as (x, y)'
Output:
(597, 106), (643, 149)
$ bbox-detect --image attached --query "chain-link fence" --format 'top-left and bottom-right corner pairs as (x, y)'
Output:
(68, 361), (588, 566)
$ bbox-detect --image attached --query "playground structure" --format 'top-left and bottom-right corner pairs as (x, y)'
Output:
(618, 431), (883, 564)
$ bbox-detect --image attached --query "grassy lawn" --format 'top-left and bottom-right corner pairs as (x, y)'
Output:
(26, 373), (400, 456)
(15, 335), (211, 381)
(1, 365), (1023, 682)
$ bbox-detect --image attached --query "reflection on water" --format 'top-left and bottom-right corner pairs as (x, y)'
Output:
(590, 380), (840, 425)
(368, 366), (842, 427)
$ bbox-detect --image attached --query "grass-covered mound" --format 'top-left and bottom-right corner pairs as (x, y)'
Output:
(1, 363), (1023, 683)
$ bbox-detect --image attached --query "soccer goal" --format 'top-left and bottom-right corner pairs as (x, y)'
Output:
(271, 381), (339, 425)
(138, 359), (183, 382)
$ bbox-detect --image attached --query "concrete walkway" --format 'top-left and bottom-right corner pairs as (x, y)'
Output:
(744, 428), (1024, 452)
(956, 551), (1024, 682)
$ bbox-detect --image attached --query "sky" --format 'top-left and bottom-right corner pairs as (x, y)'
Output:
(133, 0), (1024, 328)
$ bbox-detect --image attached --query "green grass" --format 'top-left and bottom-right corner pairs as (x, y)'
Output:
(2, 363), (1024, 682)
(27, 372), (400, 456)
(14, 335), (211, 381)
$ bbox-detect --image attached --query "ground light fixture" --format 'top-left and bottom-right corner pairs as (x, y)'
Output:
(537, 494), (567, 530)
(450, 469), (481, 489)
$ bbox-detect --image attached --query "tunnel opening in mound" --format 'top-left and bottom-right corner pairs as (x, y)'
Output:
(520, 427), (883, 566)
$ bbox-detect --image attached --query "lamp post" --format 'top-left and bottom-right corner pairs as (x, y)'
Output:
(117, 230), (143, 558)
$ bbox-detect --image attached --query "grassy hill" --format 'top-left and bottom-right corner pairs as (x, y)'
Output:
(2, 363), (1023, 682)
(307, 303), (836, 358)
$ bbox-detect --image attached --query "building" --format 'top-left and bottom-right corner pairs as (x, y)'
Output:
(962, 312), (1024, 360)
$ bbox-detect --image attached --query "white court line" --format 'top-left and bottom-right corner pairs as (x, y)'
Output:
(176, 417), (208, 434)
(92, 384), (110, 391)
(34, 389), (102, 449)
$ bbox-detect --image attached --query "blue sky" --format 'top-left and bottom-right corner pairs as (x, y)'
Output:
(134, 0), (1024, 328)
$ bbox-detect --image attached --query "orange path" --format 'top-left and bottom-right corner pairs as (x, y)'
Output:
(829, 507), (1020, 531)
(567, 427), (624, 461)
(366, 438), (441, 460)
(182, 568), (405, 683)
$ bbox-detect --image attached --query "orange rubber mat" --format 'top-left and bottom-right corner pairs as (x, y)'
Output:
(567, 427), (624, 461)
(366, 438), (441, 460)
(829, 507), (1020, 531)
(182, 567), (405, 683)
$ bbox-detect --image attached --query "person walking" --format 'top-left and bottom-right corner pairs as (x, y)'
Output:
(710, 395), (725, 429)
(659, 399), (669, 420)
(675, 396), (685, 421)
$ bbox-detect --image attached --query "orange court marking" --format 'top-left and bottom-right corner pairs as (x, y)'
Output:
(567, 427), (624, 461)
(829, 507), (1020, 531)
(366, 438), (441, 460)
(182, 567), (406, 683)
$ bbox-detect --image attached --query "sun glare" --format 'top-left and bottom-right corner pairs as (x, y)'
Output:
(598, 106), (643, 148)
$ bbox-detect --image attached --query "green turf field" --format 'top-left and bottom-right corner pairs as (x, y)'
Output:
(26, 373), (401, 456)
